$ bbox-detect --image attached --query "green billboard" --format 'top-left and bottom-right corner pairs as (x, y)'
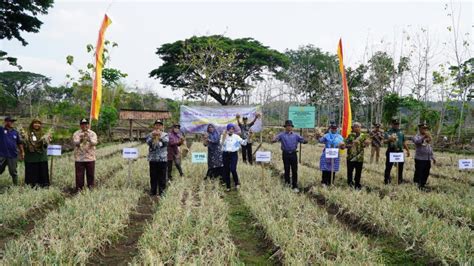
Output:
(288, 106), (316, 128)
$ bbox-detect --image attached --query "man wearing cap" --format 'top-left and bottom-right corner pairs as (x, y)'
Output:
(383, 118), (410, 184)
(73, 118), (98, 191)
(319, 121), (345, 186)
(220, 123), (247, 192)
(345, 122), (371, 189)
(272, 120), (307, 192)
(167, 124), (184, 180)
(236, 113), (261, 165)
(0, 116), (24, 185)
(369, 123), (384, 164)
(413, 122), (436, 189)
(146, 120), (169, 196)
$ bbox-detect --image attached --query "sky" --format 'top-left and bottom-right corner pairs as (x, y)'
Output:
(0, 0), (472, 100)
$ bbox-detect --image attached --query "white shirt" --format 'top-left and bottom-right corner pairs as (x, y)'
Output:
(221, 133), (247, 152)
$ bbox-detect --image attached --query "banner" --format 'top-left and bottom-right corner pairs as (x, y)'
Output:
(337, 38), (352, 138)
(180, 105), (262, 134)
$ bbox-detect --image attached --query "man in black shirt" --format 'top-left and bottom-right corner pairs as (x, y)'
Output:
(236, 113), (261, 164)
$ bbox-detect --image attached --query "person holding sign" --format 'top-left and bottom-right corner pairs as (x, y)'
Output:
(236, 113), (261, 165)
(221, 123), (247, 192)
(383, 118), (410, 184)
(413, 122), (436, 189)
(167, 124), (184, 181)
(73, 118), (98, 191)
(146, 120), (169, 197)
(345, 122), (371, 189)
(203, 124), (223, 179)
(272, 120), (307, 192)
(319, 121), (345, 186)
(22, 119), (51, 187)
(0, 116), (24, 185)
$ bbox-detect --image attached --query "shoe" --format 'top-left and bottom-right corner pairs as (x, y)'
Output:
(293, 188), (300, 193)
(225, 188), (231, 192)
(235, 184), (240, 190)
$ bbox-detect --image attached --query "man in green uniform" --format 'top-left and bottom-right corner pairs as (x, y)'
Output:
(384, 118), (410, 184)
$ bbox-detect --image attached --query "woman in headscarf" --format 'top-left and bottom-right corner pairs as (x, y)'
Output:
(203, 124), (223, 179)
(319, 121), (345, 186)
(23, 119), (51, 187)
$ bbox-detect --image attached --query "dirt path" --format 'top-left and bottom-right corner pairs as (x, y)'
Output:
(224, 190), (281, 265)
(86, 195), (157, 266)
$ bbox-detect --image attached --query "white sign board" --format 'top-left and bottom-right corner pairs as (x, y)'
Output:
(255, 151), (271, 163)
(47, 145), (62, 156)
(389, 152), (404, 163)
(458, 159), (473, 169)
(122, 148), (139, 159)
(192, 152), (207, 163)
(325, 148), (339, 159)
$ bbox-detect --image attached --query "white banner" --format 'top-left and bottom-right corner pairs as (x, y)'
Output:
(123, 148), (139, 159)
(458, 159), (473, 169)
(325, 148), (339, 159)
(256, 151), (271, 163)
(192, 152), (207, 163)
(47, 145), (62, 156)
(180, 105), (262, 134)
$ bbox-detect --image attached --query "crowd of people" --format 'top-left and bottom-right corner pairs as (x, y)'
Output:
(0, 113), (436, 197)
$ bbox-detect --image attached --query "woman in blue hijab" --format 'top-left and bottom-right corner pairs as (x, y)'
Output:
(319, 121), (345, 186)
(203, 124), (223, 179)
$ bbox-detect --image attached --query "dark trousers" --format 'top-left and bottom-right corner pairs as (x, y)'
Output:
(223, 151), (239, 189)
(75, 161), (95, 190)
(414, 159), (431, 188)
(206, 167), (223, 179)
(282, 151), (298, 189)
(241, 143), (253, 164)
(0, 157), (18, 185)
(321, 171), (334, 186)
(347, 160), (363, 189)
(167, 158), (183, 180)
(384, 151), (404, 184)
(25, 161), (49, 187)
(149, 161), (167, 196)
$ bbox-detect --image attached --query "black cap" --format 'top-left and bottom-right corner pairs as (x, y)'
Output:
(418, 121), (429, 128)
(373, 122), (381, 127)
(329, 120), (337, 128)
(80, 118), (89, 124)
(4, 116), (16, 122)
(154, 119), (163, 125)
(391, 117), (400, 124)
(173, 124), (181, 128)
(243, 117), (248, 120)
(283, 120), (294, 127)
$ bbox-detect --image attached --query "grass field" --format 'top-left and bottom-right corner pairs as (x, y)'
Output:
(0, 141), (472, 265)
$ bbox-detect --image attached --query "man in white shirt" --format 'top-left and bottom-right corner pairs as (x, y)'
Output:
(221, 123), (247, 192)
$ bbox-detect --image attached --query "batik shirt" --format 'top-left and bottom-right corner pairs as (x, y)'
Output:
(345, 132), (369, 162)
(73, 129), (98, 162)
(369, 130), (384, 148)
(146, 132), (169, 162)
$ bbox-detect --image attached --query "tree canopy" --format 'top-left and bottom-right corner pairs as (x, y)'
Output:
(150, 35), (289, 105)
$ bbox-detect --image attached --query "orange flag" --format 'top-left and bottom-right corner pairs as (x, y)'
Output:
(91, 14), (112, 120)
(337, 38), (352, 138)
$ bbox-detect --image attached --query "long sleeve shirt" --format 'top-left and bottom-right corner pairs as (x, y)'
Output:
(413, 134), (435, 161)
(146, 132), (169, 162)
(273, 131), (306, 152)
(221, 133), (247, 152)
(73, 129), (98, 162)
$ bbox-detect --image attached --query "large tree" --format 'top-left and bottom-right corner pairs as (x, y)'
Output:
(0, 0), (54, 68)
(150, 35), (289, 105)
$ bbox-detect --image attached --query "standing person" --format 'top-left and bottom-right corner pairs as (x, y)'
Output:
(0, 116), (24, 185)
(221, 123), (247, 192)
(23, 119), (51, 187)
(319, 121), (345, 186)
(73, 118), (98, 191)
(413, 122), (436, 189)
(146, 120), (169, 196)
(345, 122), (371, 189)
(167, 124), (184, 180)
(383, 118), (410, 184)
(369, 123), (383, 164)
(236, 113), (261, 164)
(272, 120), (307, 192)
(203, 124), (223, 179)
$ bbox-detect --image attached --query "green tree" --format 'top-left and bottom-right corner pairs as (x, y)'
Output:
(0, 0), (54, 67)
(150, 35), (289, 105)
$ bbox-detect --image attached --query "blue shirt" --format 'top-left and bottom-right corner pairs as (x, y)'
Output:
(0, 126), (21, 158)
(273, 131), (306, 152)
